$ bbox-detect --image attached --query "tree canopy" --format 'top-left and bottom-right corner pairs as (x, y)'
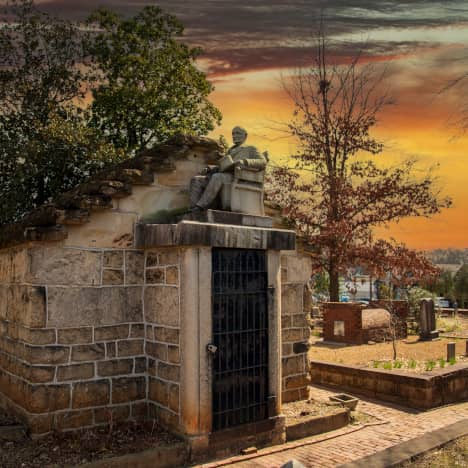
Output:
(267, 34), (450, 301)
(87, 6), (222, 154)
(0, 1), (122, 224)
(0, 1), (221, 224)
(454, 264), (468, 308)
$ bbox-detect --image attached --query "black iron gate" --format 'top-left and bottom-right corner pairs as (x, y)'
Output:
(211, 248), (269, 431)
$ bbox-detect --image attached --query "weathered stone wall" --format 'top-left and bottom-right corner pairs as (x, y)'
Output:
(144, 249), (182, 433)
(0, 244), (183, 434)
(1, 242), (297, 433)
(280, 252), (312, 403)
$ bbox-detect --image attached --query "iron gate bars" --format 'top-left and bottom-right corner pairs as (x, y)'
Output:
(212, 248), (269, 431)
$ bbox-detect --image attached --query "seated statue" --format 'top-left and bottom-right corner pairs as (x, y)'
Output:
(190, 126), (267, 211)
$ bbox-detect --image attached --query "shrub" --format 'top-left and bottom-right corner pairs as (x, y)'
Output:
(425, 360), (436, 371)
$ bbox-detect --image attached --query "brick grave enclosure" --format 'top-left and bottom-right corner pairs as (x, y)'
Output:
(0, 135), (312, 441)
(322, 302), (407, 345)
(311, 360), (468, 409)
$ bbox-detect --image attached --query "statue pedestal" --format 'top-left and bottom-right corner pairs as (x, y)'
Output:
(182, 209), (273, 228)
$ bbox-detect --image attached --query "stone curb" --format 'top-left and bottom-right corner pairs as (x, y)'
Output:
(78, 442), (189, 468)
(286, 408), (350, 441)
(338, 419), (468, 468)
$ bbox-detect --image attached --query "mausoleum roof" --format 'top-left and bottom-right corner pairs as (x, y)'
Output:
(0, 135), (223, 250)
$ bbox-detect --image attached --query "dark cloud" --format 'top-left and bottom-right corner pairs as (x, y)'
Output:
(17, 1), (468, 75)
(204, 41), (444, 77)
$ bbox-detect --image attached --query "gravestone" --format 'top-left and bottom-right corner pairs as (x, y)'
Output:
(447, 342), (456, 361)
(419, 298), (439, 341)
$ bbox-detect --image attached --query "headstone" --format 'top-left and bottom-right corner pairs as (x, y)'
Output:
(447, 342), (456, 362)
(419, 298), (439, 341)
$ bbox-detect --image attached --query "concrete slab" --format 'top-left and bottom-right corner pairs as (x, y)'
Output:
(136, 221), (295, 251)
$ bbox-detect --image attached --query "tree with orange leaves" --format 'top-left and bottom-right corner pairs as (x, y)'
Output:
(267, 34), (450, 301)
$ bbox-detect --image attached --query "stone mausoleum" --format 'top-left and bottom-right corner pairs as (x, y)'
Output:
(0, 135), (312, 454)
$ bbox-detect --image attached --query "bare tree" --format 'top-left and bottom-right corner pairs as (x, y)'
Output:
(268, 32), (450, 301)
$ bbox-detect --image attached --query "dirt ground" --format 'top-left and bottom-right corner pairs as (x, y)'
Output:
(309, 335), (467, 372)
(0, 421), (180, 468)
(282, 399), (344, 425)
(0, 409), (17, 426)
(282, 396), (379, 428)
(309, 312), (468, 370)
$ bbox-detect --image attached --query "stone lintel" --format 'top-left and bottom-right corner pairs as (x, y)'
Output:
(183, 209), (273, 228)
(136, 221), (295, 251)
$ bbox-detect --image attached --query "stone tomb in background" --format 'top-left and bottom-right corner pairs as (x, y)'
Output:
(0, 136), (312, 456)
(322, 302), (407, 345)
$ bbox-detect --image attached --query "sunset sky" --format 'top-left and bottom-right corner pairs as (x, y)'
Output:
(32, 1), (468, 249)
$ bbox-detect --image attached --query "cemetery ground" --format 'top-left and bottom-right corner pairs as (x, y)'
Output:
(309, 313), (468, 372)
(310, 336), (468, 372)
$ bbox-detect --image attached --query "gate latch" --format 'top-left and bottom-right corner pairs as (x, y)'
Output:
(206, 343), (218, 355)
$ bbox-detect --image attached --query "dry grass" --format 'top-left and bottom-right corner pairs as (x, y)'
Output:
(399, 435), (468, 467)
(309, 336), (467, 368)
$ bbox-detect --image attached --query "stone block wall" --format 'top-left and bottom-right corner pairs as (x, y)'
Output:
(280, 253), (312, 403)
(0, 244), (182, 434)
(144, 249), (181, 433)
(1, 242), (307, 433)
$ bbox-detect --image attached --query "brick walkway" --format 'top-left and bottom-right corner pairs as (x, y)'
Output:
(196, 385), (468, 468)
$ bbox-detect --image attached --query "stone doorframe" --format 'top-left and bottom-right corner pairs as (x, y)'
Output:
(179, 247), (282, 448)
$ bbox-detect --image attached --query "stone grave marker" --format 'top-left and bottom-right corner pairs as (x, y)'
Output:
(419, 298), (439, 341)
(447, 342), (456, 362)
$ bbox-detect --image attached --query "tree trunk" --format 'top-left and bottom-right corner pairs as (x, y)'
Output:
(329, 268), (339, 302)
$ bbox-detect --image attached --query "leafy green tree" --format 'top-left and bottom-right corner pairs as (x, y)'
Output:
(454, 264), (468, 308)
(0, 0), (89, 122)
(0, 113), (123, 224)
(87, 6), (222, 154)
(0, 2), (221, 224)
(0, 1), (121, 224)
(406, 287), (435, 314)
(423, 270), (455, 300)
